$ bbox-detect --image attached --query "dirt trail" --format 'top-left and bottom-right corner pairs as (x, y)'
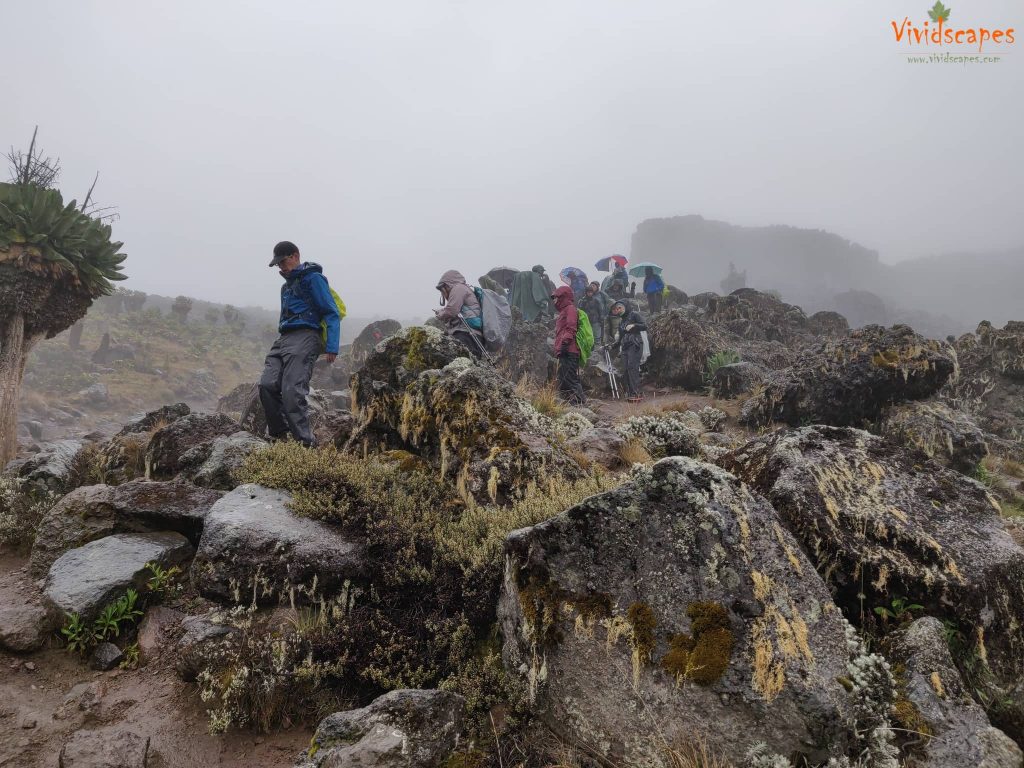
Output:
(0, 553), (311, 768)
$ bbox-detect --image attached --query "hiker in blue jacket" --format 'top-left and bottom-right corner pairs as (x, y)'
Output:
(259, 240), (341, 447)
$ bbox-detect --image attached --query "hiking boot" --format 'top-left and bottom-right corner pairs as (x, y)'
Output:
(626, 395), (643, 403)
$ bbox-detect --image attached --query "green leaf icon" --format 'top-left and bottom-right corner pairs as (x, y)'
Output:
(928, 1), (951, 22)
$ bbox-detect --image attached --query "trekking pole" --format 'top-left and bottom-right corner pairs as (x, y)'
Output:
(459, 315), (494, 365)
(604, 346), (620, 399)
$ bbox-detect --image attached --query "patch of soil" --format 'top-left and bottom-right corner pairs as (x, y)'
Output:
(0, 551), (312, 768)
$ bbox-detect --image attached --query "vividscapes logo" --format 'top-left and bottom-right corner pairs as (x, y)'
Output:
(892, 2), (1015, 52)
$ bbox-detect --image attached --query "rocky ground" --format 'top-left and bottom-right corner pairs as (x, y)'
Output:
(3, 289), (1024, 768)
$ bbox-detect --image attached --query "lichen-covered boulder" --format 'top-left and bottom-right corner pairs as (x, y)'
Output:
(30, 480), (222, 578)
(44, 532), (193, 621)
(701, 288), (812, 344)
(349, 327), (583, 503)
(498, 457), (857, 766)
(174, 612), (237, 682)
(721, 426), (1024, 739)
(297, 689), (465, 768)
(880, 401), (988, 473)
(190, 484), (366, 605)
(182, 431), (265, 490)
(740, 325), (954, 428)
(943, 321), (1024, 446)
(145, 412), (240, 480)
(883, 617), (1022, 768)
(118, 403), (191, 436)
(646, 310), (730, 390)
(14, 439), (86, 494)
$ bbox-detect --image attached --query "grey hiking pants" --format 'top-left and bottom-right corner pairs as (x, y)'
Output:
(258, 328), (322, 446)
(622, 341), (643, 398)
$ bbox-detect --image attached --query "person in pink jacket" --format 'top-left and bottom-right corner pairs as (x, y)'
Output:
(552, 286), (585, 405)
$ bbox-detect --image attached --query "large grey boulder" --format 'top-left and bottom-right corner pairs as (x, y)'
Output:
(190, 484), (365, 605)
(0, 602), (55, 653)
(297, 689), (465, 768)
(884, 617), (1022, 768)
(15, 439), (86, 494)
(740, 324), (955, 428)
(721, 425), (1024, 741)
(880, 400), (989, 473)
(59, 727), (150, 768)
(183, 431), (265, 490)
(30, 480), (222, 578)
(145, 412), (240, 480)
(565, 427), (627, 471)
(44, 532), (193, 620)
(499, 457), (857, 766)
(117, 403), (191, 436)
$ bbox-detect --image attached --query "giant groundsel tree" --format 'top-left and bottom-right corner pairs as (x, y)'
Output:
(0, 160), (126, 462)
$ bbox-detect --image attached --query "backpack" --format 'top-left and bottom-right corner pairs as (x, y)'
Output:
(576, 309), (594, 366)
(472, 287), (512, 352)
(320, 286), (346, 347)
(294, 277), (346, 347)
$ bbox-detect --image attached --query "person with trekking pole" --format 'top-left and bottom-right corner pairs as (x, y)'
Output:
(610, 300), (646, 403)
(434, 270), (485, 359)
(259, 240), (343, 447)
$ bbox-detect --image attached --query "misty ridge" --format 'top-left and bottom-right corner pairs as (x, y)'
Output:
(631, 214), (1023, 339)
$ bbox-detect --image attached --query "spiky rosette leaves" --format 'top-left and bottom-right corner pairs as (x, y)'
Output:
(0, 181), (126, 336)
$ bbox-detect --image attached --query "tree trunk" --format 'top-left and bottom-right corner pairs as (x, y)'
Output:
(0, 314), (40, 466)
(69, 320), (85, 350)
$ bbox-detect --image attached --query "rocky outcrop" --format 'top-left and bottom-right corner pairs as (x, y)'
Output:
(44, 532), (193, 620)
(351, 319), (403, 365)
(880, 401), (988, 473)
(118, 403), (191, 436)
(740, 325), (954, 428)
(349, 327), (583, 503)
(808, 310), (851, 338)
(298, 689), (465, 768)
(190, 484), (365, 605)
(700, 288), (814, 345)
(30, 480), (222, 578)
(14, 439), (85, 494)
(883, 617), (1022, 768)
(721, 426), (1024, 739)
(497, 320), (552, 385)
(646, 310), (731, 390)
(181, 431), (265, 490)
(943, 321), (1024, 447)
(145, 412), (240, 480)
(499, 457), (858, 765)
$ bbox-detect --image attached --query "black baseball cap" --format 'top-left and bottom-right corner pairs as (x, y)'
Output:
(270, 241), (299, 267)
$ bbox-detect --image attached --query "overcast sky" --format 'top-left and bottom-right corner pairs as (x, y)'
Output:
(5, 0), (1022, 316)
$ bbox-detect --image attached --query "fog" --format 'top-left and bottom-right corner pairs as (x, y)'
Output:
(4, 0), (1022, 322)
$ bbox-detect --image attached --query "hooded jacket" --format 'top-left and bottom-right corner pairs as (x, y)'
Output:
(615, 301), (647, 350)
(435, 270), (482, 334)
(278, 262), (341, 354)
(552, 286), (580, 356)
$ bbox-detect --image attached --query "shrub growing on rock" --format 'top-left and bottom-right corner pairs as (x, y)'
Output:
(219, 442), (618, 736)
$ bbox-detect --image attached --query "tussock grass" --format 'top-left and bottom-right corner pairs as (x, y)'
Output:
(619, 437), (653, 465)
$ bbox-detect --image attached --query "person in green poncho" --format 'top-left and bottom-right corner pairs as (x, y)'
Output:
(510, 265), (551, 322)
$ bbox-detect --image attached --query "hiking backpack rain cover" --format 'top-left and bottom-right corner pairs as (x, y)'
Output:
(576, 309), (594, 366)
(474, 287), (512, 353)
